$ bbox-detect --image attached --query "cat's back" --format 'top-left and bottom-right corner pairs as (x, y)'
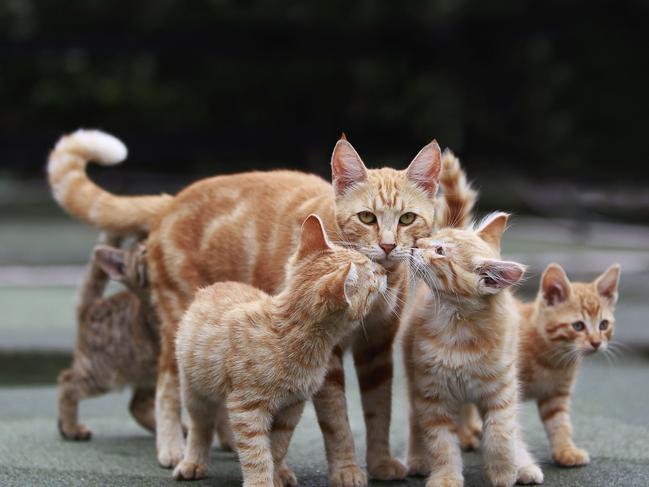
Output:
(148, 170), (336, 295)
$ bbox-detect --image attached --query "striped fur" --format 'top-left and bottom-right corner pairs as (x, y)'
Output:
(434, 149), (477, 230)
(58, 234), (159, 440)
(47, 130), (172, 234)
(173, 215), (387, 486)
(459, 263), (621, 467)
(144, 136), (441, 484)
(402, 213), (543, 487)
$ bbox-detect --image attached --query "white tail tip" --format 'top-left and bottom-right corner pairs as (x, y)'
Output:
(56, 129), (128, 165)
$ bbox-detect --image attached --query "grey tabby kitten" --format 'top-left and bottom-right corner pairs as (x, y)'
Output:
(57, 233), (159, 440)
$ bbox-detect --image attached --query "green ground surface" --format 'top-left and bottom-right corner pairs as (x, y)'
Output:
(1, 353), (649, 487)
(1, 216), (648, 486)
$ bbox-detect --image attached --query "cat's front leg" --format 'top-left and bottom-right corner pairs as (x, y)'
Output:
(480, 390), (519, 487)
(271, 401), (305, 487)
(226, 395), (275, 487)
(312, 347), (367, 487)
(417, 400), (464, 487)
(353, 326), (406, 481)
(537, 395), (589, 467)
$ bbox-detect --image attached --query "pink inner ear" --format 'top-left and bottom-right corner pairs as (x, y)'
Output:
(331, 140), (367, 194)
(481, 260), (524, 290)
(543, 282), (567, 306)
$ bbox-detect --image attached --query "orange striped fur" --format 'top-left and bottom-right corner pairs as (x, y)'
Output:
(173, 215), (387, 486)
(459, 263), (621, 469)
(402, 213), (543, 487)
(47, 130), (172, 234)
(49, 131), (444, 484)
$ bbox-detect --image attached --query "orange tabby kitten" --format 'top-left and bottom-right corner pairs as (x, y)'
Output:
(173, 215), (387, 486)
(58, 234), (159, 440)
(459, 262), (621, 467)
(402, 213), (543, 487)
(48, 129), (449, 485)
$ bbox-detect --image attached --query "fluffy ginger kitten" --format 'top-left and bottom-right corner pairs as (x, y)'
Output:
(173, 215), (387, 487)
(402, 212), (543, 487)
(459, 262), (621, 467)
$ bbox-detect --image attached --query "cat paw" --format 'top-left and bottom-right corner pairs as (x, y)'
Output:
(173, 460), (207, 480)
(58, 420), (92, 441)
(458, 428), (481, 451)
(158, 443), (185, 468)
(276, 463), (297, 487)
(329, 463), (367, 487)
(485, 465), (517, 487)
(553, 447), (590, 467)
(425, 473), (464, 487)
(516, 463), (544, 484)
(367, 456), (408, 480)
(407, 455), (431, 476)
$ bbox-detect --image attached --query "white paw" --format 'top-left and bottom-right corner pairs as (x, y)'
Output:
(158, 443), (185, 468)
(517, 463), (544, 484)
(173, 460), (207, 480)
(425, 472), (464, 487)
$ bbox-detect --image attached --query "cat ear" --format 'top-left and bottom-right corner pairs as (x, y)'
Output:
(94, 245), (127, 281)
(594, 263), (621, 305)
(297, 214), (331, 259)
(406, 140), (442, 196)
(331, 136), (368, 195)
(478, 259), (525, 294)
(478, 212), (509, 251)
(342, 262), (359, 306)
(541, 263), (571, 306)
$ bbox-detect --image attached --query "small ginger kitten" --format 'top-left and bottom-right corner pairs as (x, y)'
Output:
(402, 213), (543, 487)
(58, 234), (159, 440)
(173, 215), (386, 486)
(459, 262), (621, 468)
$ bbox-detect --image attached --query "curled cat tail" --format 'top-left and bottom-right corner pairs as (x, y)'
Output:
(435, 148), (478, 229)
(47, 129), (172, 234)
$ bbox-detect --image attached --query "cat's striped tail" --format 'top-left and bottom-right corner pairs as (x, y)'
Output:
(435, 148), (478, 229)
(47, 129), (172, 234)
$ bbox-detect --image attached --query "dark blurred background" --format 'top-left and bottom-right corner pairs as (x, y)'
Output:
(1, 0), (648, 221)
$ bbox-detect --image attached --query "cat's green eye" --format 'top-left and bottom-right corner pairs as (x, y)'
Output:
(358, 211), (377, 225)
(572, 321), (585, 332)
(599, 320), (609, 330)
(399, 212), (417, 226)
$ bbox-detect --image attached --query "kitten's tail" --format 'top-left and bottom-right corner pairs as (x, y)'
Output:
(77, 232), (122, 319)
(435, 148), (478, 229)
(47, 129), (172, 234)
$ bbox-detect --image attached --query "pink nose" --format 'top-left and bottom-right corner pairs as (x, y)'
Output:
(591, 341), (601, 350)
(380, 243), (396, 256)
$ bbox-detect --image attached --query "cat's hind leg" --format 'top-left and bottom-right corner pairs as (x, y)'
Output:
(215, 400), (235, 452)
(173, 393), (218, 481)
(129, 387), (156, 433)
(457, 403), (482, 451)
(271, 401), (305, 487)
(57, 367), (107, 440)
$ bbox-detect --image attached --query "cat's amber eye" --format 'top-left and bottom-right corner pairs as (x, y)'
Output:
(599, 320), (609, 330)
(399, 212), (417, 226)
(572, 321), (586, 332)
(357, 211), (377, 225)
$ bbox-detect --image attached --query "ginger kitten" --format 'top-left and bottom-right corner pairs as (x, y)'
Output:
(402, 213), (543, 487)
(58, 234), (159, 440)
(48, 129), (450, 483)
(173, 215), (387, 486)
(460, 263), (621, 467)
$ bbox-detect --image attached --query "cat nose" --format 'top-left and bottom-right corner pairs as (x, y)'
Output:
(380, 243), (396, 256)
(591, 341), (601, 350)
